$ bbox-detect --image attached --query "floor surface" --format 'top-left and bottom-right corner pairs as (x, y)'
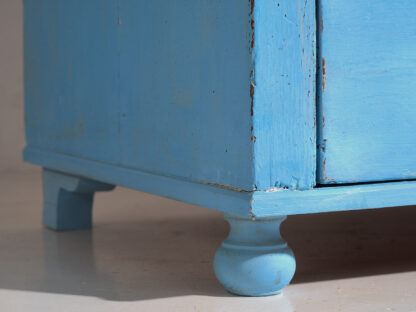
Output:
(0, 170), (416, 311)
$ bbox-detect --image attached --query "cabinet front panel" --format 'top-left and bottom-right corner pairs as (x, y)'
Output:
(317, 0), (416, 184)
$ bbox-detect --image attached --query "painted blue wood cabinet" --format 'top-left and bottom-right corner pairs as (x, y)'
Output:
(23, 0), (416, 296)
(317, 0), (416, 184)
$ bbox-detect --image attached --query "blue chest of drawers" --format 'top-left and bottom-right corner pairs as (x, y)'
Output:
(23, 0), (416, 296)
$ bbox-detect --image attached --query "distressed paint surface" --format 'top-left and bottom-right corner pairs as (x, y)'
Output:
(23, 1), (416, 296)
(25, 0), (254, 190)
(24, 0), (316, 192)
(252, 180), (416, 217)
(317, 0), (416, 184)
(252, 0), (317, 190)
(24, 0), (121, 163)
(118, 0), (253, 190)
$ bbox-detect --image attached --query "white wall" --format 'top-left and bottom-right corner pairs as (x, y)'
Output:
(0, 0), (33, 172)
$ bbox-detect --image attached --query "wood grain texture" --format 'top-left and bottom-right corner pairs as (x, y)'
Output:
(23, 1), (416, 295)
(24, 0), (254, 190)
(317, 0), (416, 184)
(118, 0), (253, 190)
(252, 0), (317, 190)
(24, 0), (317, 192)
(24, 0), (121, 163)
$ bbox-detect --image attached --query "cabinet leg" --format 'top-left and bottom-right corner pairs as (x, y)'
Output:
(214, 213), (295, 296)
(42, 168), (115, 230)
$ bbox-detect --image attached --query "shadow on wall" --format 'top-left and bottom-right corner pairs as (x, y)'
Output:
(0, 205), (416, 301)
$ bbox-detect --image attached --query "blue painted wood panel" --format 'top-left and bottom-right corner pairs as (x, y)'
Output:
(24, 0), (255, 190)
(118, 0), (253, 190)
(317, 0), (416, 184)
(24, 0), (121, 163)
(24, 0), (317, 192)
(252, 0), (316, 190)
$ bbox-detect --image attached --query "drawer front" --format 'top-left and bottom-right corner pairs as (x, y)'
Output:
(317, 0), (416, 184)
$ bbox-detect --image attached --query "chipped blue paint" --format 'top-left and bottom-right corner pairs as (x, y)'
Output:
(252, 0), (316, 190)
(24, 0), (316, 193)
(23, 0), (416, 297)
(251, 181), (416, 217)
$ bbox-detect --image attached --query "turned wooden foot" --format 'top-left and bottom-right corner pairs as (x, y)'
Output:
(214, 213), (295, 296)
(42, 168), (115, 230)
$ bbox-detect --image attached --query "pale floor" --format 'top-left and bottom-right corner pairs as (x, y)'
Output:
(0, 170), (416, 312)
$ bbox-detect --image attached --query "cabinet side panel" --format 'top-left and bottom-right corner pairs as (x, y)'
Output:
(119, 1), (254, 190)
(252, 0), (317, 190)
(24, 0), (254, 190)
(24, 0), (120, 163)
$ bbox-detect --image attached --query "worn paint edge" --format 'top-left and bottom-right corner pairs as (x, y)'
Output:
(248, 0), (257, 191)
(315, 0), (328, 184)
(251, 180), (416, 217)
(251, 0), (317, 191)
